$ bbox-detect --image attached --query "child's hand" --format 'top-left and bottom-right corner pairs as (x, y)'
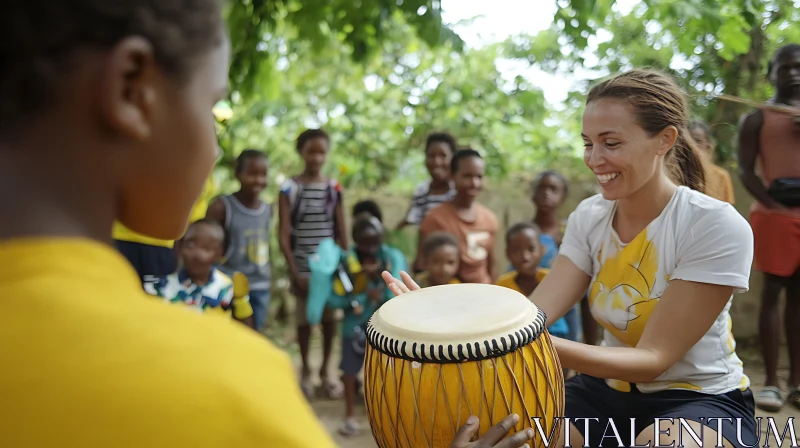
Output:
(449, 414), (533, 448)
(381, 270), (421, 296)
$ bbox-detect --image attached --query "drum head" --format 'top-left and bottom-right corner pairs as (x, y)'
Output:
(366, 283), (547, 363)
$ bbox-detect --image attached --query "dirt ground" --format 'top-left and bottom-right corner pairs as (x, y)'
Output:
(267, 321), (799, 448)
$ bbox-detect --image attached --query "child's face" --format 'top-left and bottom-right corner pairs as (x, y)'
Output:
(453, 156), (484, 200)
(300, 137), (329, 175)
(425, 142), (452, 183)
(180, 224), (224, 281)
(532, 174), (566, 213)
(506, 229), (541, 276)
(236, 156), (268, 197)
(117, 38), (230, 241)
(427, 244), (459, 286)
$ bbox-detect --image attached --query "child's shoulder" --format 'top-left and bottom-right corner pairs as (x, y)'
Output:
(143, 272), (181, 298)
(495, 270), (517, 287)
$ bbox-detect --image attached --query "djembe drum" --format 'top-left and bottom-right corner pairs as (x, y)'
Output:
(364, 283), (564, 448)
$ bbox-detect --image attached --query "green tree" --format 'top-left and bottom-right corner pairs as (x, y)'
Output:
(225, 0), (463, 97)
(508, 0), (800, 163)
(216, 16), (569, 191)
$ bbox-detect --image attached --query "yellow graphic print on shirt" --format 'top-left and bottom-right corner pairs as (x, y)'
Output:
(244, 228), (269, 267)
(589, 228), (660, 347)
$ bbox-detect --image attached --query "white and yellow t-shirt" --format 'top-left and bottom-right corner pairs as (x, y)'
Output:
(559, 186), (753, 394)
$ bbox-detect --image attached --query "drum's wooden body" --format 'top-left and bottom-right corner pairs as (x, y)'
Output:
(364, 283), (565, 448)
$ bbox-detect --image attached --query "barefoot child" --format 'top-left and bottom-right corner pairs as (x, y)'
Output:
(307, 208), (406, 437)
(414, 232), (461, 287)
(278, 128), (347, 400)
(145, 219), (254, 328)
(206, 149), (272, 331)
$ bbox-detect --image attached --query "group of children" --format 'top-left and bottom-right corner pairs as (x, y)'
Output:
(132, 124), (588, 437)
(120, 115), (747, 440)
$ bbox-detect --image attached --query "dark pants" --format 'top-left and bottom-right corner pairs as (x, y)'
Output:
(565, 374), (759, 447)
(114, 240), (177, 284)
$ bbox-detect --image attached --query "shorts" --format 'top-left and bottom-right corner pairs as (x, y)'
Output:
(565, 374), (758, 448)
(249, 289), (270, 332)
(115, 240), (177, 283)
(340, 326), (367, 376)
(750, 208), (800, 277)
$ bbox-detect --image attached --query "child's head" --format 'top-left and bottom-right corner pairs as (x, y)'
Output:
(422, 232), (460, 286)
(296, 129), (330, 175)
(531, 170), (568, 214)
(352, 215), (384, 262)
(450, 148), (485, 202)
(181, 219), (225, 281)
(425, 132), (457, 183)
(234, 150), (268, 198)
(505, 223), (542, 277)
(3, 1), (229, 241)
(768, 44), (800, 97)
(688, 121), (714, 156)
(352, 199), (383, 223)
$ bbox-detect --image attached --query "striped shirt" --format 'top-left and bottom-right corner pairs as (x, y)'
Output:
(280, 178), (341, 276)
(405, 180), (455, 225)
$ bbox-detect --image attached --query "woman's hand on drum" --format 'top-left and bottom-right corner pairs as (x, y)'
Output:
(450, 414), (534, 448)
(381, 270), (421, 296)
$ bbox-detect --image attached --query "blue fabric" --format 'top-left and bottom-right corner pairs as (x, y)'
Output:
(538, 234), (559, 269)
(306, 239), (407, 335)
(506, 232), (571, 336)
(306, 238), (343, 325)
(249, 289), (270, 332)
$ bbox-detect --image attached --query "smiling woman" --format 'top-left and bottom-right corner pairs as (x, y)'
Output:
(383, 69), (759, 448)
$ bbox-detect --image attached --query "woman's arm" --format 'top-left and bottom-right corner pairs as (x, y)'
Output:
(554, 279), (735, 383)
(527, 254), (591, 323)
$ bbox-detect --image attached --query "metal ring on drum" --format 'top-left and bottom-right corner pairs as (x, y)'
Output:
(364, 283), (565, 448)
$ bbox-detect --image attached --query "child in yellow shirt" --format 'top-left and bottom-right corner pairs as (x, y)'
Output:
(414, 231), (462, 287)
(495, 223), (569, 339)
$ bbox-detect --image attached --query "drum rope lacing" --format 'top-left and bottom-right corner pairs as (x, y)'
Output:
(365, 307), (548, 364)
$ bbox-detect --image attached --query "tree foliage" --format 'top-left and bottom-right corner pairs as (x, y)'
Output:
(225, 0), (463, 97)
(217, 15), (571, 192)
(511, 0), (800, 163)
(217, 0), (800, 195)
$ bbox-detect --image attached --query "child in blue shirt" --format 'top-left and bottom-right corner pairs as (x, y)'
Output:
(307, 201), (406, 438)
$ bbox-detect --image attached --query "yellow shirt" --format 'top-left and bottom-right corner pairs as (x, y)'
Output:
(112, 177), (218, 247)
(0, 238), (335, 447)
(495, 268), (549, 294)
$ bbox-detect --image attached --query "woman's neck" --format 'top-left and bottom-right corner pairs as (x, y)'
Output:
(615, 174), (677, 241)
